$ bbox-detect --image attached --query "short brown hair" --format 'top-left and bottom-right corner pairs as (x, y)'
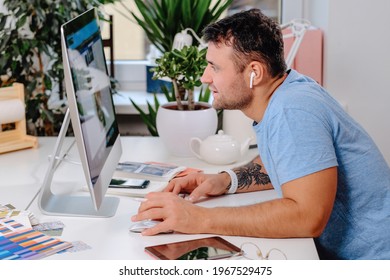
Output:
(203, 9), (286, 78)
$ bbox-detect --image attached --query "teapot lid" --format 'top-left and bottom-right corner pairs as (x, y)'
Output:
(208, 130), (236, 142)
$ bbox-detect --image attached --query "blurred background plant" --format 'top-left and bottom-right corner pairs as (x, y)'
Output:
(0, 0), (118, 136)
(115, 0), (233, 54)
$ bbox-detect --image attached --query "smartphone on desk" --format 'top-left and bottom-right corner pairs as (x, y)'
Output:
(145, 236), (242, 260)
(109, 178), (150, 189)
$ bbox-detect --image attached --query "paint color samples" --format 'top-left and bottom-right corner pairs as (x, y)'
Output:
(0, 218), (72, 260)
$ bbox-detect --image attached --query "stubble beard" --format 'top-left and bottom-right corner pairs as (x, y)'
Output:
(212, 82), (253, 111)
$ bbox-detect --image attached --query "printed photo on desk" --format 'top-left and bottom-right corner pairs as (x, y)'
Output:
(110, 161), (202, 197)
(115, 161), (186, 181)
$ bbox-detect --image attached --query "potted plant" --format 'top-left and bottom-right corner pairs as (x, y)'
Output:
(110, 0), (232, 97)
(146, 45), (216, 156)
(119, 0), (231, 143)
(152, 46), (208, 110)
(0, 0), (118, 136)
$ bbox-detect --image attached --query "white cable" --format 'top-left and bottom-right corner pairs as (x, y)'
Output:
(172, 28), (207, 50)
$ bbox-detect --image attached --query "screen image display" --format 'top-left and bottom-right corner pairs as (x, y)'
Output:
(145, 237), (242, 260)
(64, 14), (119, 185)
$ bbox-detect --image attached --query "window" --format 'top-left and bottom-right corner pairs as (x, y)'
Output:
(102, 1), (146, 60)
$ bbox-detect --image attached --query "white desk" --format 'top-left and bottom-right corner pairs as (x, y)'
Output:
(0, 136), (319, 260)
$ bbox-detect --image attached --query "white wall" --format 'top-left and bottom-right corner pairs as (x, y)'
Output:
(285, 0), (390, 164)
(327, 0), (390, 165)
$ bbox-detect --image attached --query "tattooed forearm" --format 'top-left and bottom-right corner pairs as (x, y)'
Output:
(235, 162), (271, 191)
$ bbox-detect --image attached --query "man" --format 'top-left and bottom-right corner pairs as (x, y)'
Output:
(131, 9), (390, 259)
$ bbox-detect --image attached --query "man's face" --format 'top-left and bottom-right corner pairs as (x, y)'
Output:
(201, 42), (253, 110)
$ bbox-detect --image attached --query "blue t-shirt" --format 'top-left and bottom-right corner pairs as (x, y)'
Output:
(253, 70), (390, 259)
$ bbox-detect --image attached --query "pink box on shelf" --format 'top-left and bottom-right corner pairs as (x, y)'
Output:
(283, 28), (323, 85)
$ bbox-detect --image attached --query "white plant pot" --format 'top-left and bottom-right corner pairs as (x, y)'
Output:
(222, 110), (257, 146)
(156, 101), (218, 157)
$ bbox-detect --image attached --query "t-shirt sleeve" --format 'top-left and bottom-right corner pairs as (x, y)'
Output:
(267, 108), (338, 185)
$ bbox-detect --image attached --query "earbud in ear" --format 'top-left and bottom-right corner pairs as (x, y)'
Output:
(250, 71), (255, 89)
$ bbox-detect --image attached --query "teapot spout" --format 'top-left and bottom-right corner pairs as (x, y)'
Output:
(240, 137), (253, 156)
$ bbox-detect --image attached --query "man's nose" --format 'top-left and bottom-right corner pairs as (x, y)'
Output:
(200, 66), (211, 84)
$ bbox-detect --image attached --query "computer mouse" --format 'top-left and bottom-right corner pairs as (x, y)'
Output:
(129, 220), (161, 233)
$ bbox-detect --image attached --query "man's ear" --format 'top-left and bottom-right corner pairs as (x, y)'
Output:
(248, 62), (264, 88)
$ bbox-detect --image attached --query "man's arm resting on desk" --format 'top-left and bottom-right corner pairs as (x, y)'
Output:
(201, 167), (337, 238)
(133, 166), (337, 238)
(164, 155), (273, 201)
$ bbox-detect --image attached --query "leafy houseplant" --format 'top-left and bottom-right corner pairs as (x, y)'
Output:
(117, 0), (233, 54)
(152, 46), (207, 111)
(119, 0), (232, 136)
(151, 46), (218, 157)
(0, 0), (117, 136)
(125, 0), (232, 105)
(128, 46), (211, 136)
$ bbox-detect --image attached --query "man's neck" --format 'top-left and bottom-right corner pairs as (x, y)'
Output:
(244, 73), (287, 123)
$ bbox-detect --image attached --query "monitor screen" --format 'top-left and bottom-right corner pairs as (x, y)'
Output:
(63, 8), (119, 186)
(39, 8), (121, 217)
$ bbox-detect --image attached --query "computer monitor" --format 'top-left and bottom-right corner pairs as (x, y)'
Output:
(38, 8), (122, 217)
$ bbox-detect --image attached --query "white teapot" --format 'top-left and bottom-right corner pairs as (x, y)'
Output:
(190, 130), (252, 165)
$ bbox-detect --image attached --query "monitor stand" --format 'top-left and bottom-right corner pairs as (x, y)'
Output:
(38, 108), (119, 217)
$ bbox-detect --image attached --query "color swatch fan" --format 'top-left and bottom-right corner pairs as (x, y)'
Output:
(0, 218), (72, 260)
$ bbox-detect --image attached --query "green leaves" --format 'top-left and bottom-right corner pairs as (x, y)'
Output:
(0, 0), (113, 135)
(151, 45), (207, 110)
(130, 95), (160, 136)
(198, 85), (211, 103)
(123, 0), (232, 111)
(153, 45), (207, 91)
(124, 0), (233, 53)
